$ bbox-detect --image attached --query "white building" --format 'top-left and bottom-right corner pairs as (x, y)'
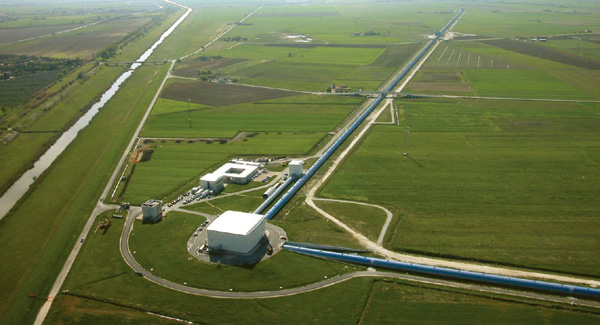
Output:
(289, 160), (304, 177)
(142, 199), (163, 223)
(206, 211), (266, 254)
(200, 162), (260, 192)
(200, 173), (224, 193)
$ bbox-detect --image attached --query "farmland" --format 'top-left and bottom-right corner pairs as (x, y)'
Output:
(0, 63), (170, 324)
(360, 280), (600, 324)
(141, 95), (362, 138)
(1, 0), (600, 324)
(320, 98), (600, 277)
(197, 42), (419, 91)
(160, 80), (299, 107)
(0, 16), (155, 59)
(408, 38), (600, 99)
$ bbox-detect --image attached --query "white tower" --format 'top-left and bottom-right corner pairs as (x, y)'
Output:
(289, 160), (304, 178)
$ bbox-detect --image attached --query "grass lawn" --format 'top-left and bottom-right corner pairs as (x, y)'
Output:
(315, 200), (388, 242)
(360, 280), (600, 324)
(463, 69), (594, 99)
(321, 98), (600, 277)
(129, 211), (353, 291)
(142, 95), (360, 138)
(184, 191), (265, 215)
(120, 133), (324, 204)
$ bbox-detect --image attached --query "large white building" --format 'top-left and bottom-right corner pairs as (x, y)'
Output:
(200, 162), (260, 192)
(206, 211), (266, 254)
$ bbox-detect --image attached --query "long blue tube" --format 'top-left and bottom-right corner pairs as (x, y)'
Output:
(283, 244), (600, 300)
(264, 9), (464, 220)
(254, 175), (297, 214)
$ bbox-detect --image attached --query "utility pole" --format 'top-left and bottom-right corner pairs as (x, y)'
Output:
(403, 126), (409, 156)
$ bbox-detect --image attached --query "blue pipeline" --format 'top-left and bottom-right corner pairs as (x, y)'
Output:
(283, 244), (600, 301)
(254, 175), (297, 215)
(264, 9), (464, 220)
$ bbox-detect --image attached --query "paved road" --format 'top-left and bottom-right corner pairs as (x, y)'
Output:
(33, 1), (192, 322)
(303, 16), (600, 289)
(118, 212), (600, 307)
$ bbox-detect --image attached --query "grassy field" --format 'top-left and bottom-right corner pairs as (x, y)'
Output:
(44, 205), (599, 324)
(0, 64), (126, 196)
(184, 191), (265, 215)
(321, 98), (600, 277)
(360, 280), (600, 324)
(540, 39), (600, 63)
(229, 2), (456, 44)
(161, 79), (299, 106)
(142, 95), (361, 138)
(201, 42), (419, 91)
(119, 134), (324, 204)
(464, 69), (594, 99)
(455, 5), (600, 38)
(0, 16), (152, 59)
(413, 39), (599, 99)
(0, 64), (170, 324)
(129, 211), (353, 291)
(148, 5), (256, 60)
(315, 200), (388, 242)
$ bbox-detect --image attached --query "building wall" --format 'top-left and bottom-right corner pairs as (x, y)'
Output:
(207, 218), (266, 254)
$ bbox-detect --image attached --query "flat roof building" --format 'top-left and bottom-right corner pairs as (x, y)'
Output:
(200, 173), (225, 193)
(289, 160), (304, 177)
(200, 162), (260, 192)
(142, 199), (163, 223)
(206, 211), (266, 254)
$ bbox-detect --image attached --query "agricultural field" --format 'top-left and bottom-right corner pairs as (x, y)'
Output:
(408, 39), (600, 99)
(0, 16), (155, 59)
(198, 42), (420, 91)
(454, 5), (600, 38)
(360, 280), (600, 324)
(321, 98), (600, 277)
(2, 0), (600, 324)
(142, 95), (362, 138)
(0, 63), (170, 324)
(161, 79), (299, 106)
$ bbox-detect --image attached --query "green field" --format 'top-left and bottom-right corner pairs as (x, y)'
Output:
(0, 16), (153, 59)
(361, 280), (600, 324)
(314, 200), (388, 242)
(321, 98), (600, 277)
(464, 69), (594, 99)
(120, 133), (324, 204)
(184, 191), (265, 215)
(142, 95), (361, 138)
(0, 64), (170, 324)
(455, 5), (600, 38)
(48, 208), (599, 324)
(129, 211), (353, 291)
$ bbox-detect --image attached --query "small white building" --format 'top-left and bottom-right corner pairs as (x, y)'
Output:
(289, 160), (304, 177)
(142, 199), (163, 223)
(206, 211), (266, 254)
(200, 173), (225, 193)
